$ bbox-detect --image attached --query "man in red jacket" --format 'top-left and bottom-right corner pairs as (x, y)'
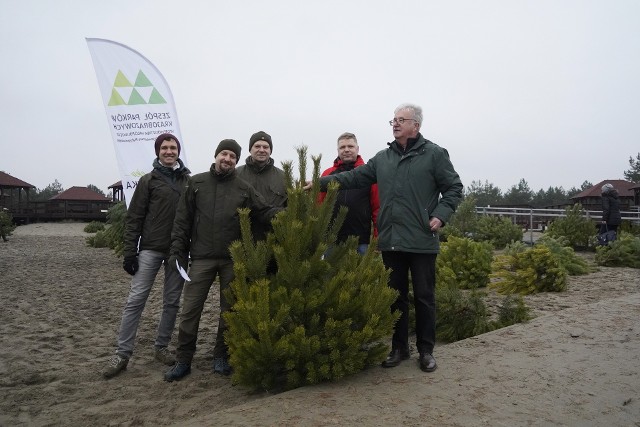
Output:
(318, 132), (379, 255)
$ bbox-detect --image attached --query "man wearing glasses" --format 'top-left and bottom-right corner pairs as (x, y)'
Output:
(309, 103), (463, 373)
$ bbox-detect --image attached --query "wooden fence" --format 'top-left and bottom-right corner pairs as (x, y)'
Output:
(2, 200), (116, 223)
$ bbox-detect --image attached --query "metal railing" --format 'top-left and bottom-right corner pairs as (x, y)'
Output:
(475, 206), (640, 245)
(475, 206), (639, 222)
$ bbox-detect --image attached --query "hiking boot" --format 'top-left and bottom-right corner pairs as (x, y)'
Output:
(164, 362), (191, 382)
(154, 347), (176, 366)
(213, 357), (233, 376)
(103, 354), (129, 379)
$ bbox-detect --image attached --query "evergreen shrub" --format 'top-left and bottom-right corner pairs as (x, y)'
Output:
(474, 215), (523, 249)
(84, 221), (105, 233)
(535, 235), (593, 275)
(437, 236), (493, 289)
(86, 202), (125, 256)
(436, 282), (493, 342)
(620, 221), (640, 237)
(495, 295), (531, 327)
(546, 203), (595, 249)
(491, 246), (567, 294)
(441, 196), (478, 240)
(225, 148), (398, 392)
(595, 232), (640, 268)
(0, 210), (16, 241)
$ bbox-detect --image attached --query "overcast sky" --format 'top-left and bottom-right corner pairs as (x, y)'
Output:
(2, 0), (639, 195)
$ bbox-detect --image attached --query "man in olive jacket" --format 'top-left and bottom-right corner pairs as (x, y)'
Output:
(164, 139), (283, 382)
(314, 103), (463, 373)
(236, 131), (287, 242)
(103, 133), (190, 379)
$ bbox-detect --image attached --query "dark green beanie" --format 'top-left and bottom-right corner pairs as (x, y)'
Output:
(215, 139), (242, 159)
(249, 131), (273, 152)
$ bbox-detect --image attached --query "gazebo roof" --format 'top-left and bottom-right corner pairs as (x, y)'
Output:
(50, 186), (111, 201)
(0, 171), (36, 189)
(571, 180), (636, 199)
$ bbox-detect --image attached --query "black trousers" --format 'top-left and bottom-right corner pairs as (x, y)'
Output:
(381, 251), (437, 355)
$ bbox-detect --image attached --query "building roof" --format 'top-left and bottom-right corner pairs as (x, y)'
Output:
(571, 180), (636, 199)
(108, 180), (123, 189)
(50, 186), (111, 201)
(0, 171), (36, 189)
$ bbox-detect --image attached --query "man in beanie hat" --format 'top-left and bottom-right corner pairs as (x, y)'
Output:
(164, 138), (283, 381)
(237, 131), (287, 242)
(104, 133), (190, 379)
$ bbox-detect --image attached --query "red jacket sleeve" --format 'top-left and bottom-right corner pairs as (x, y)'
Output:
(370, 183), (380, 238)
(317, 168), (333, 204)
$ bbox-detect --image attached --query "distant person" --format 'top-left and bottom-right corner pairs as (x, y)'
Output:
(318, 132), (379, 254)
(164, 139), (283, 382)
(103, 133), (190, 379)
(236, 131), (287, 242)
(305, 103), (463, 373)
(600, 183), (622, 234)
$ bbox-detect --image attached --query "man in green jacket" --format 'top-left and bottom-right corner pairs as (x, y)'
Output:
(164, 139), (283, 381)
(236, 131), (287, 242)
(103, 133), (190, 379)
(313, 103), (463, 373)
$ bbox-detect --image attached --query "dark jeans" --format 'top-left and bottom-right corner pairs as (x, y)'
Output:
(175, 258), (234, 363)
(381, 251), (437, 355)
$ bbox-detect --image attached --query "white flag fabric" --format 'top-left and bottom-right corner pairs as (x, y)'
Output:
(86, 38), (187, 206)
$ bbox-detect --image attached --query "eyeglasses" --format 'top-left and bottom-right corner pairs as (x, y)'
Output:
(389, 118), (417, 126)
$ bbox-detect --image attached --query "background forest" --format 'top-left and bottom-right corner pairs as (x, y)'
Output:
(19, 152), (640, 207)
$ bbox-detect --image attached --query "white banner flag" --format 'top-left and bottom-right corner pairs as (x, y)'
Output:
(86, 38), (187, 206)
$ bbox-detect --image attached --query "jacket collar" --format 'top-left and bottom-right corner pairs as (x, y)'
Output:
(389, 132), (427, 154)
(153, 158), (190, 177)
(209, 163), (236, 180)
(244, 156), (274, 172)
(332, 155), (365, 169)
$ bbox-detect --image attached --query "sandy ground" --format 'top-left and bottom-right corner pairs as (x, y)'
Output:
(0, 222), (639, 426)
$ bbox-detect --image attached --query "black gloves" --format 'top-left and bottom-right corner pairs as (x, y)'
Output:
(123, 255), (139, 276)
(168, 253), (187, 271)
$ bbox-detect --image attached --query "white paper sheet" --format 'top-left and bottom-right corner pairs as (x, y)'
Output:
(176, 260), (191, 281)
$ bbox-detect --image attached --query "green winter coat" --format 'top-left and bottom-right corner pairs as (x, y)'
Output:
(319, 133), (463, 253)
(170, 164), (283, 260)
(123, 159), (190, 258)
(236, 156), (287, 241)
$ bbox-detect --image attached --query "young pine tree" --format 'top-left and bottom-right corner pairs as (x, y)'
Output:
(225, 147), (398, 392)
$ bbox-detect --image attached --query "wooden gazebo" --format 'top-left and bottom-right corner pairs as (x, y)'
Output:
(108, 180), (124, 202)
(0, 171), (36, 209)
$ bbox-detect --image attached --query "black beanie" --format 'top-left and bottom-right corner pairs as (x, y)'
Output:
(215, 139), (242, 159)
(249, 131), (273, 152)
(154, 133), (181, 157)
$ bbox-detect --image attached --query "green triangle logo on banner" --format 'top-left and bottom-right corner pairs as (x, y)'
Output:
(114, 70), (133, 87)
(134, 71), (153, 87)
(108, 88), (127, 106)
(109, 70), (167, 106)
(148, 88), (167, 104)
(128, 88), (147, 105)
